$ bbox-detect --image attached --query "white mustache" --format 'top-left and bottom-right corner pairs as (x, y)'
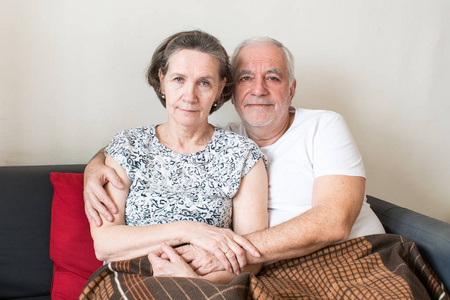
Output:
(244, 98), (274, 106)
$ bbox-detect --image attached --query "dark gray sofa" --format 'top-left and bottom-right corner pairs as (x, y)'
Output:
(0, 164), (449, 299)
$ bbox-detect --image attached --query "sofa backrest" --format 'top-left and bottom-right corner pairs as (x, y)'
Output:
(367, 195), (450, 291)
(0, 164), (85, 299)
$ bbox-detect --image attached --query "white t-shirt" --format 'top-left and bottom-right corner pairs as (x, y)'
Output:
(227, 107), (385, 240)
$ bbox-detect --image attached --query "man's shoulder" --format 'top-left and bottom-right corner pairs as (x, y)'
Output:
(294, 107), (342, 119)
(292, 108), (344, 127)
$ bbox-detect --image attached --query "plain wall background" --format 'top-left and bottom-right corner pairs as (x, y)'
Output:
(1, 0), (449, 223)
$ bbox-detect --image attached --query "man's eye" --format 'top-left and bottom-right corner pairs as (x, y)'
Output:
(240, 76), (251, 81)
(268, 76), (280, 81)
(200, 80), (210, 86)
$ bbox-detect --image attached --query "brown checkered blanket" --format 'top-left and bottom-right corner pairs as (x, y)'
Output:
(80, 234), (448, 299)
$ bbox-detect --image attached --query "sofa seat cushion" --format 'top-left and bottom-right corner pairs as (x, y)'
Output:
(50, 172), (102, 299)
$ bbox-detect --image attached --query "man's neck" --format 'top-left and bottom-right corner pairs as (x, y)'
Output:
(245, 112), (295, 148)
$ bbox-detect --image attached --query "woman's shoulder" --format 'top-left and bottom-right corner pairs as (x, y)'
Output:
(112, 125), (155, 141)
(108, 125), (157, 152)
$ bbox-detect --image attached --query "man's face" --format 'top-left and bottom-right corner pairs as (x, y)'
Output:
(233, 43), (295, 128)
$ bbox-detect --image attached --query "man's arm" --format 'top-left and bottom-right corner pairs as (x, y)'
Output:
(83, 147), (123, 226)
(177, 174), (364, 270)
(245, 175), (364, 264)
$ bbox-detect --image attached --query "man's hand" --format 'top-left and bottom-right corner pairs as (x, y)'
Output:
(148, 243), (199, 278)
(171, 244), (224, 275)
(83, 148), (124, 226)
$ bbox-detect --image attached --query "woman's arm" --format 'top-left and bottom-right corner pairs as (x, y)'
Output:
(150, 158), (269, 283)
(229, 158), (268, 275)
(90, 154), (261, 271)
(89, 154), (184, 261)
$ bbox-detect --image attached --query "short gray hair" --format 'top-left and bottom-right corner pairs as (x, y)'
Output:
(231, 37), (295, 86)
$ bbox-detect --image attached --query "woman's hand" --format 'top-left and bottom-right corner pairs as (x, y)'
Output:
(83, 148), (123, 226)
(148, 243), (199, 278)
(187, 223), (260, 275)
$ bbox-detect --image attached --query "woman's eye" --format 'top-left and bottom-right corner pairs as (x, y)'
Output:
(174, 77), (183, 82)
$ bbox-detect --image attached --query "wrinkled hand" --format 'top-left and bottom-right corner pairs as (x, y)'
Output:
(187, 223), (260, 275)
(173, 244), (224, 275)
(148, 243), (198, 278)
(83, 153), (123, 226)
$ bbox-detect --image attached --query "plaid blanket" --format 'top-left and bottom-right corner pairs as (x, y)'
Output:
(80, 234), (448, 299)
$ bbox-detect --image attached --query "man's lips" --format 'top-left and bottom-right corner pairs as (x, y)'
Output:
(244, 103), (274, 108)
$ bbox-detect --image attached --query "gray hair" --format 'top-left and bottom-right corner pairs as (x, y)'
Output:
(231, 37), (295, 86)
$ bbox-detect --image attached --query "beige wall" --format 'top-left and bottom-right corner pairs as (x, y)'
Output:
(1, 0), (449, 223)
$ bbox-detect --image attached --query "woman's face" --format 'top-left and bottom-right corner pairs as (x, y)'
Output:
(159, 49), (226, 129)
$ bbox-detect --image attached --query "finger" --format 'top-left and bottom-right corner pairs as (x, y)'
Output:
(227, 242), (247, 273)
(175, 245), (196, 262)
(218, 235), (244, 274)
(84, 179), (116, 220)
(211, 246), (233, 273)
(224, 246), (241, 275)
(84, 195), (103, 226)
(148, 252), (168, 275)
(86, 184), (116, 220)
(160, 243), (182, 262)
(105, 169), (125, 190)
(233, 234), (260, 258)
(95, 187), (118, 216)
(191, 258), (223, 275)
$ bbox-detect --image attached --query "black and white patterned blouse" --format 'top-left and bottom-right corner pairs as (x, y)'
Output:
(105, 126), (265, 229)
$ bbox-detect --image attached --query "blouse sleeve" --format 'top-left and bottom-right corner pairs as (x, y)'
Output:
(104, 129), (136, 180)
(240, 140), (267, 179)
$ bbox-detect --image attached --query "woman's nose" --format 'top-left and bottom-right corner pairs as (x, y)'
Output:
(182, 83), (198, 103)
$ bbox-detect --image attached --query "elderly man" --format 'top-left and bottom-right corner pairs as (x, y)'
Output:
(84, 37), (384, 268)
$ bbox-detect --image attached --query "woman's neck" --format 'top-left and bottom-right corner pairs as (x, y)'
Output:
(156, 122), (215, 154)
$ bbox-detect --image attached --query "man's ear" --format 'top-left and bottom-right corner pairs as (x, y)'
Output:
(289, 79), (297, 102)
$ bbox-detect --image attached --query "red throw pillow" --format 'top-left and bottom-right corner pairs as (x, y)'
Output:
(50, 172), (102, 299)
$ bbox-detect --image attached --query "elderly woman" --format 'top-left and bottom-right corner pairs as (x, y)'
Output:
(89, 30), (268, 284)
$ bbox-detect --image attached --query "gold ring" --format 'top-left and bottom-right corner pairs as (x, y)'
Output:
(223, 248), (231, 255)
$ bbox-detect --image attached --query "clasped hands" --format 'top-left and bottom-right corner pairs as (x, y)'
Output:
(148, 226), (259, 279)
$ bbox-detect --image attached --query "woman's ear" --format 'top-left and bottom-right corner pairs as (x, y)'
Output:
(218, 77), (227, 98)
(158, 69), (165, 94)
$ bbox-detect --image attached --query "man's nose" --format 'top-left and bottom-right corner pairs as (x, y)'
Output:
(251, 78), (268, 96)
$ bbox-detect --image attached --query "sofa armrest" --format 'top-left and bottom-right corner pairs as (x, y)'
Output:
(367, 195), (450, 290)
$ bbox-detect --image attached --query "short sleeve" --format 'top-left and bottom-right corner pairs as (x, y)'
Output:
(313, 113), (365, 178)
(240, 140), (267, 178)
(104, 130), (136, 179)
